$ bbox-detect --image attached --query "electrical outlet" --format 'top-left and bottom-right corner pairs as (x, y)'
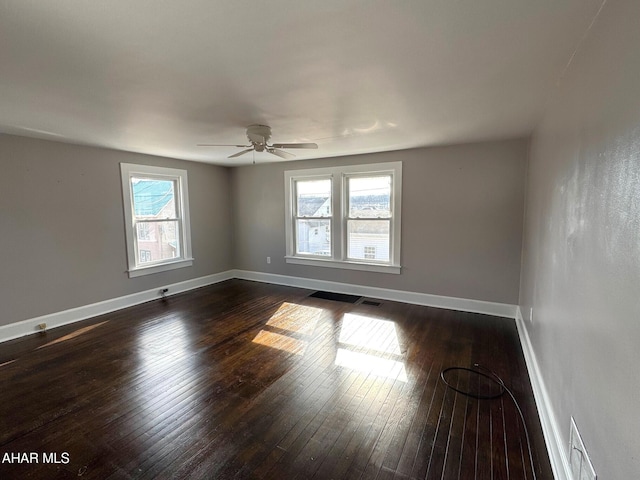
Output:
(569, 417), (597, 480)
(37, 323), (47, 331)
(266, 256), (271, 264)
(160, 288), (169, 297)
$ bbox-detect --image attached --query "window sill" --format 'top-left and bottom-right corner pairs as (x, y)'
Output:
(127, 258), (194, 278)
(285, 256), (401, 274)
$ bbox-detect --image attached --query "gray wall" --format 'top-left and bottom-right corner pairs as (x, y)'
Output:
(0, 134), (233, 327)
(232, 139), (527, 305)
(519, 0), (640, 477)
(0, 134), (525, 332)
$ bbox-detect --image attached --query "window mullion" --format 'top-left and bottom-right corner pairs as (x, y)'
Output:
(333, 174), (344, 261)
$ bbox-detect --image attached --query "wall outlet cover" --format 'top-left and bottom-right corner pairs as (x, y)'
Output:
(569, 417), (597, 480)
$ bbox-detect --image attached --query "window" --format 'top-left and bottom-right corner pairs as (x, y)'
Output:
(120, 163), (193, 277)
(293, 178), (332, 257)
(346, 175), (391, 262)
(285, 162), (401, 274)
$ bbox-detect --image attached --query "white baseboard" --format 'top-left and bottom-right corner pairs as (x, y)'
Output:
(0, 268), (517, 346)
(0, 270), (235, 344)
(515, 307), (570, 480)
(232, 270), (517, 318)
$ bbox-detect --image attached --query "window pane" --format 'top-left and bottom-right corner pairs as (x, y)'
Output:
(296, 219), (331, 256)
(136, 220), (181, 263)
(348, 176), (391, 218)
(296, 179), (331, 217)
(131, 178), (177, 219)
(347, 220), (390, 261)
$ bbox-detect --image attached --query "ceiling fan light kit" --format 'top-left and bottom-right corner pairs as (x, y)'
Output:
(198, 124), (318, 160)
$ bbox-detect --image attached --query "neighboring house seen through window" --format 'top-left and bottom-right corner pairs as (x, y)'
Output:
(285, 162), (402, 274)
(139, 249), (152, 263)
(120, 163), (193, 278)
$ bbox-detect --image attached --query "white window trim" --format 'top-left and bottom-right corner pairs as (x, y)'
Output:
(284, 162), (402, 274)
(120, 163), (194, 278)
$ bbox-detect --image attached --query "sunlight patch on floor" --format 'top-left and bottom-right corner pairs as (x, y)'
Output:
(266, 302), (322, 335)
(335, 348), (408, 382)
(252, 302), (325, 355)
(37, 321), (109, 349)
(339, 313), (402, 355)
(336, 313), (407, 382)
(253, 330), (307, 356)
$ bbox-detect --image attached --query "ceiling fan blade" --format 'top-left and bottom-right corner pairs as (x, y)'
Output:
(198, 144), (251, 147)
(271, 143), (318, 149)
(267, 148), (296, 160)
(228, 148), (254, 158)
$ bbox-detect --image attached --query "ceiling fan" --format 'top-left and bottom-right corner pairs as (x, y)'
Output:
(198, 124), (318, 159)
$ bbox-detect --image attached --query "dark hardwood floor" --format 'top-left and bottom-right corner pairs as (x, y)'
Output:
(0, 279), (553, 479)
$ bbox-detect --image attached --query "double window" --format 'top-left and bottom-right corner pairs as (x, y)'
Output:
(285, 162), (402, 274)
(120, 163), (193, 277)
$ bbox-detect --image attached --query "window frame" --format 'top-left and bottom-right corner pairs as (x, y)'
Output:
(120, 163), (193, 278)
(284, 162), (402, 274)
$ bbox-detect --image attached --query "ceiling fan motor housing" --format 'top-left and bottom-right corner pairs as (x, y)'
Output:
(246, 124), (272, 149)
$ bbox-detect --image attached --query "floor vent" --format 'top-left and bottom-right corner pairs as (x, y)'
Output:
(309, 291), (362, 304)
(361, 300), (382, 307)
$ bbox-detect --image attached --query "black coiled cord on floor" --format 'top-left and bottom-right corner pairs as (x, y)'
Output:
(440, 364), (537, 480)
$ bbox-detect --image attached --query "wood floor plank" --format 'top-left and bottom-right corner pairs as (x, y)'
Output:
(169, 318), (341, 478)
(0, 279), (553, 479)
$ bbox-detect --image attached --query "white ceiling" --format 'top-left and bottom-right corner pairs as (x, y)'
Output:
(0, 0), (604, 166)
